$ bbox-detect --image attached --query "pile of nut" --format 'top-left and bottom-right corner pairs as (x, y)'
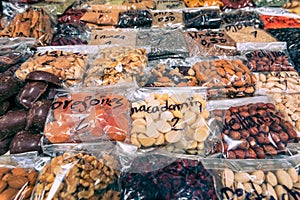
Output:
(0, 167), (37, 200)
(15, 50), (89, 87)
(130, 92), (210, 154)
(192, 59), (256, 98)
(220, 167), (300, 200)
(84, 46), (147, 86)
(0, 7), (53, 46)
(213, 102), (299, 159)
(254, 71), (300, 93)
(32, 152), (120, 200)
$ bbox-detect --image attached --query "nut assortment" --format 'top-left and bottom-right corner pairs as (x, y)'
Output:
(218, 167), (300, 200)
(254, 71), (300, 93)
(192, 59), (256, 98)
(32, 152), (120, 200)
(130, 91), (210, 154)
(0, 167), (38, 200)
(0, 7), (53, 46)
(213, 102), (299, 159)
(84, 46), (147, 86)
(15, 50), (88, 87)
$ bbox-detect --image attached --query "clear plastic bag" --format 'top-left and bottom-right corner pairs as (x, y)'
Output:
(221, 0), (254, 9)
(42, 83), (136, 144)
(182, 0), (224, 8)
(208, 96), (299, 159)
(202, 155), (300, 200)
(122, 0), (156, 9)
(83, 46), (148, 87)
(0, 153), (48, 200)
(192, 58), (256, 99)
(130, 87), (212, 155)
(237, 42), (296, 72)
(254, 71), (300, 93)
(117, 9), (153, 28)
(136, 29), (189, 60)
(183, 29), (237, 57)
(151, 10), (184, 29)
(155, 0), (186, 9)
(88, 29), (137, 46)
(120, 153), (218, 200)
(260, 14), (300, 29)
(144, 58), (198, 87)
(221, 9), (264, 28)
(252, 0), (288, 7)
(183, 7), (222, 29)
(15, 48), (89, 88)
(0, 6), (55, 46)
(32, 142), (136, 200)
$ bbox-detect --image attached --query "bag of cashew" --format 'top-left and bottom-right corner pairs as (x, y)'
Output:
(42, 83), (137, 144)
(237, 42), (296, 72)
(129, 87), (214, 155)
(202, 154), (300, 200)
(208, 96), (300, 159)
(32, 142), (136, 200)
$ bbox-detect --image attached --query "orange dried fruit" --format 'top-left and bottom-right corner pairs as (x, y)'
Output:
(44, 121), (71, 143)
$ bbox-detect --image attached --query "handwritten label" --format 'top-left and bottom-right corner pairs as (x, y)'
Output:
(89, 30), (137, 46)
(151, 11), (183, 28)
(156, 0), (186, 9)
(187, 31), (227, 47)
(261, 15), (300, 29)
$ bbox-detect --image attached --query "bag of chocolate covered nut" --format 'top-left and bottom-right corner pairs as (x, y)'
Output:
(207, 96), (299, 159)
(202, 154), (300, 200)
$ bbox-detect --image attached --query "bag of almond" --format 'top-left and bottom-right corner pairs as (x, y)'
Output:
(207, 96), (299, 159)
(129, 86), (213, 155)
(0, 152), (49, 200)
(32, 142), (137, 200)
(202, 154), (300, 200)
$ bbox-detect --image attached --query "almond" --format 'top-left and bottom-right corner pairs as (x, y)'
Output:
(8, 176), (28, 189)
(0, 180), (7, 193)
(11, 168), (27, 177)
(0, 188), (18, 200)
(28, 170), (38, 186)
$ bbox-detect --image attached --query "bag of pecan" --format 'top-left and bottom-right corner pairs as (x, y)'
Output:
(120, 152), (218, 199)
(129, 86), (212, 155)
(42, 82), (137, 144)
(237, 42), (296, 72)
(33, 142), (137, 200)
(207, 96), (299, 159)
(202, 154), (300, 200)
(0, 152), (49, 200)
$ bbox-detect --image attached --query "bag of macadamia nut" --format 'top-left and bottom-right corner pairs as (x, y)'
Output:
(207, 96), (300, 159)
(120, 151), (218, 200)
(129, 86), (213, 155)
(0, 152), (49, 200)
(42, 82), (138, 145)
(202, 154), (300, 200)
(32, 142), (137, 200)
(237, 42), (296, 72)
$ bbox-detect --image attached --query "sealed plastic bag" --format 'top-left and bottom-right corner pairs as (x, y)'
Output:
(88, 29), (137, 46)
(237, 42), (295, 72)
(15, 48), (89, 88)
(252, 0), (288, 7)
(144, 58), (198, 87)
(260, 14), (300, 29)
(84, 46), (148, 87)
(137, 29), (189, 60)
(183, 29), (237, 57)
(183, 7), (221, 29)
(130, 87), (212, 155)
(221, 9), (263, 28)
(120, 153), (218, 200)
(221, 0), (254, 9)
(57, 8), (87, 25)
(33, 142), (135, 200)
(192, 58), (256, 99)
(254, 71), (300, 93)
(122, 0), (156, 9)
(182, 0), (224, 7)
(117, 9), (153, 28)
(0, 7), (55, 46)
(203, 155), (300, 200)
(151, 10), (184, 29)
(269, 92), (300, 137)
(43, 83), (136, 144)
(155, 0), (186, 9)
(0, 153), (47, 200)
(209, 96), (299, 159)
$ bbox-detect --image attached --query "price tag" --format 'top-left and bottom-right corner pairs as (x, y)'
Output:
(151, 11), (183, 28)
(89, 30), (137, 46)
(261, 15), (300, 29)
